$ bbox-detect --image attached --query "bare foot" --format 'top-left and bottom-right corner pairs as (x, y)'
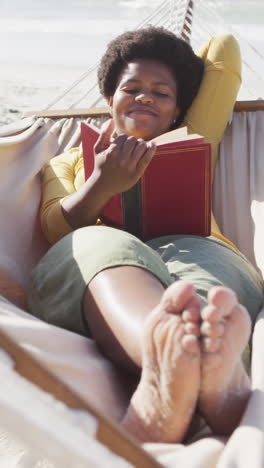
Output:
(122, 281), (201, 443)
(199, 286), (251, 435)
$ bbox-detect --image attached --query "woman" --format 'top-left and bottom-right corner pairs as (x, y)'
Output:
(28, 27), (263, 442)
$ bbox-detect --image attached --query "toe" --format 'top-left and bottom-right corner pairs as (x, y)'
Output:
(201, 305), (222, 322)
(182, 334), (200, 355)
(184, 321), (200, 336)
(162, 281), (197, 314)
(200, 320), (225, 338)
(182, 304), (201, 323)
(201, 336), (222, 353)
(207, 287), (237, 318)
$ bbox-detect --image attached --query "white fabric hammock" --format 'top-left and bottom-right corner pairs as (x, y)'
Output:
(214, 109), (264, 276)
(1, 108), (263, 290)
(0, 106), (264, 467)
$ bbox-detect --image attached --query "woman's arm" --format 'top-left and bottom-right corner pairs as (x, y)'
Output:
(41, 122), (156, 245)
(62, 127), (156, 229)
(41, 149), (115, 244)
(40, 148), (85, 244)
(184, 33), (242, 171)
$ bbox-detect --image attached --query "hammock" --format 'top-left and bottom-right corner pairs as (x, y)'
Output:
(1, 0), (264, 466)
(0, 102), (264, 468)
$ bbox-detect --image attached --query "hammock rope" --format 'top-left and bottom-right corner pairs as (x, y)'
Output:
(192, 0), (264, 99)
(44, 0), (193, 111)
(44, 0), (264, 110)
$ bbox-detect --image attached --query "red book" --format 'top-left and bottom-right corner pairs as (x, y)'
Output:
(81, 122), (211, 241)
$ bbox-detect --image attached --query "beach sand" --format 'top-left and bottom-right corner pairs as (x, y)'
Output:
(0, 63), (88, 127)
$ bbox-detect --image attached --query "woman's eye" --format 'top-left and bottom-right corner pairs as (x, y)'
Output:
(123, 88), (138, 94)
(122, 88), (169, 97)
(154, 91), (169, 97)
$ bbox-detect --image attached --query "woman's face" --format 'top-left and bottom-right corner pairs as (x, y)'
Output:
(108, 59), (180, 141)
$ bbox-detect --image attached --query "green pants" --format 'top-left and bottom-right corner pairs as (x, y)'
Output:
(28, 226), (263, 340)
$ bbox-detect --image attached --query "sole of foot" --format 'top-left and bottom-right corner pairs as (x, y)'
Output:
(123, 281), (202, 443)
(199, 286), (251, 435)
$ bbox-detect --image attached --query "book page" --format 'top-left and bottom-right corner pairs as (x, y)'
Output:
(152, 126), (204, 146)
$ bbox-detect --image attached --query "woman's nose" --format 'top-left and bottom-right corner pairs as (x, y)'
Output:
(135, 90), (153, 103)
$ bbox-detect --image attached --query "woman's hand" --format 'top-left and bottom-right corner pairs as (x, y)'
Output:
(61, 119), (156, 230)
(93, 119), (157, 196)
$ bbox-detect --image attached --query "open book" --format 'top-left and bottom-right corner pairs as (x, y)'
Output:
(81, 122), (211, 240)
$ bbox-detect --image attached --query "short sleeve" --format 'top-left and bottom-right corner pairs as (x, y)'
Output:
(41, 147), (85, 244)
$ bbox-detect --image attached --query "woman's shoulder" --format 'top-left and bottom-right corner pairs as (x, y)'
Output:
(48, 147), (83, 167)
(44, 146), (85, 188)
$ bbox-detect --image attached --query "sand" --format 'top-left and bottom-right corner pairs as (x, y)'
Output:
(0, 63), (89, 127)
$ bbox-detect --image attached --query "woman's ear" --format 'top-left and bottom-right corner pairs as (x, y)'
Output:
(173, 105), (180, 123)
(107, 96), (113, 116)
(107, 96), (113, 109)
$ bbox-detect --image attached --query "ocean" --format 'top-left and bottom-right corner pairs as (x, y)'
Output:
(0, 0), (164, 67)
(1, 0), (263, 67)
(1, 0), (263, 121)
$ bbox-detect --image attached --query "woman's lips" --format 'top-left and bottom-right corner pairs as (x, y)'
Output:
(128, 107), (158, 117)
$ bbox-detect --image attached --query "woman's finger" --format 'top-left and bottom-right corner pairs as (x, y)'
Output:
(136, 142), (156, 174)
(94, 119), (115, 154)
(127, 139), (149, 168)
(119, 136), (140, 163)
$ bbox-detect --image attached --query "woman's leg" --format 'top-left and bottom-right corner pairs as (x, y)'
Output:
(28, 227), (261, 440)
(84, 262), (255, 438)
(83, 265), (165, 373)
(28, 227), (203, 442)
(28, 226), (173, 375)
(199, 286), (252, 435)
(147, 234), (263, 435)
(120, 280), (201, 443)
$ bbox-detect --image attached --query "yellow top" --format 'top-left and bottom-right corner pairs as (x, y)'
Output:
(41, 33), (241, 247)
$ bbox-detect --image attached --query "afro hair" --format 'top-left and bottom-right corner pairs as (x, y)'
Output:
(97, 26), (204, 127)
